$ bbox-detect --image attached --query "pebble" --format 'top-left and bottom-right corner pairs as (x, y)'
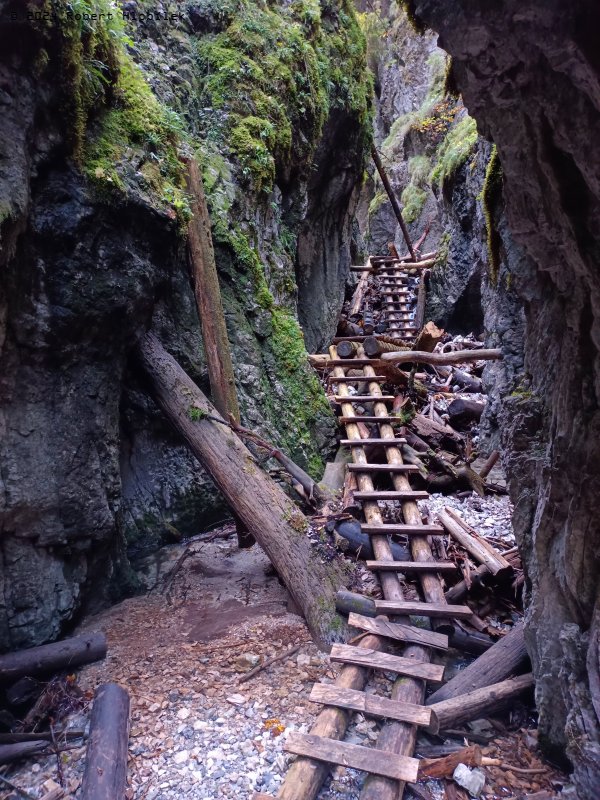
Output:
(226, 693), (247, 706)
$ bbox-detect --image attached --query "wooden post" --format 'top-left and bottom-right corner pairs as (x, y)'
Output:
(81, 683), (130, 800)
(136, 333), (345, 646)
(414, 270), (428, 331)
(185, 158), (240, 423)
(184, 159), (252, 547)
(371, 146), (416, 261)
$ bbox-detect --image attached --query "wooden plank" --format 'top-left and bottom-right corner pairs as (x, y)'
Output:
(309, 684), (432, 726)
(329, 644), (445, 682)
(366, 560), (457, 574)
(328, 376), (387, 383)
(333, 395), (395, 402)
(284, 733), (419, 782)
(327, 359), (377, 367)
(339, 416), (403, 424)
(348, 613), (448, 651)
(354, 491), (429, 500)
(347, 464), (419, 473)
(361, 523), (444, 535)
(340, 438), (406, 446)
(373, 600), (473, 620)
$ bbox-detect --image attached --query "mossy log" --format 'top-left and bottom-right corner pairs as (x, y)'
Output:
(136, 333), (346, 646)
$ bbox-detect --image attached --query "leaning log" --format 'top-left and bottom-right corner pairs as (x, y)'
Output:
(380, 349), (502, 365)
(184, 158), (240, 424)
(185, 160), (252, 547)
(438, 510), (512, 577)
(0, 632), (107, 683)
(371, 146), (416, 260)
(136, 333), (346, 645)
(427, 623), (529, 705)
(81, 683), (130, 800)
(426, 673), (534, 734)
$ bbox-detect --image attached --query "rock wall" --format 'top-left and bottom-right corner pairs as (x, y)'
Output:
(411, 0), (600, 793)
(0, 0), (370, 649)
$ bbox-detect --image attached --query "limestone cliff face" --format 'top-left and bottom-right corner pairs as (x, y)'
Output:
(0, 0), (370, 649)
(411, 0), (600, 793)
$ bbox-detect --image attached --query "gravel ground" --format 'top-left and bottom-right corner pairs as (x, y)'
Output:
(8, 460), (552, 800)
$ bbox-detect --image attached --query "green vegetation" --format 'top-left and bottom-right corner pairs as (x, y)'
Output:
(481, 145), (504, 285)
(83, 55), (190, 222)
(197, 0), (372, 193)
(31, 0), (191, 222)
(267, 309), (334, 477)
(188, 406), (207, 422)
(429, 114), (478, 189)
(434, 232), (451, 269)
(399, 155), (431, 223)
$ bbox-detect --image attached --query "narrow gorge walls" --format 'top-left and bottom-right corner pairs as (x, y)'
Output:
(410, 0), (600, 794)
(0, 0), (370, 650)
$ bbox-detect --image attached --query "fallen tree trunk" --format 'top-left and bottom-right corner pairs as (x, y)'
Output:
(81, 683), (130, 800)
(427, 623), (529, 705)
(0, 740), (47, 764)
(0, 632), (107, 683)
(438, 509), (512, 577)
(380, 348), (502, 365)
(427, 673), (534, 734)
(447, 398), (485, 428)
(136, 333), (346, 645)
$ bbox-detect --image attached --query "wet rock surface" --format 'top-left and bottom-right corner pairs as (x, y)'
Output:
(414, 0), (600, 793)
(0, 1), (368, 648)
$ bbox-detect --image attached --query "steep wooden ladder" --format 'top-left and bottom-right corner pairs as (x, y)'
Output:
(269, 253), (470, 800)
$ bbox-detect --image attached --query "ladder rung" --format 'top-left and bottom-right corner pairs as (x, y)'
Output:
(366, 560), (458, 573)
(373, 599), (473, 619)
(327, 359), (376, 367)
(340, 438), (406, 446)
(333, 395), (395, 402)
(309, 683), (432, 726)
(361, 523), (444, 535)
(347, 463), (419, 473)
(348, 613), (449, 650)
(284, 732), (419, 782)
(329, 643), (445, 682)
(339, 416), (402, 423)
(354, 490), (429, 500)
(328, 375), (387, 382)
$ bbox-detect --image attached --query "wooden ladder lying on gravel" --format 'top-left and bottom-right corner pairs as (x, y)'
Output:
(257, 253), (482, 800)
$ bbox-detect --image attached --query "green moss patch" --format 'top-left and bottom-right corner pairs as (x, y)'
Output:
(429, 114), (478, 189)
(197, 0), (371, 194)
(481, 145), (504, 285)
